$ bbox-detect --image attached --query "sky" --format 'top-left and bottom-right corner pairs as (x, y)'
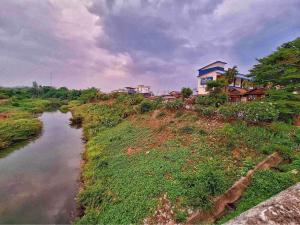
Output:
(0, 0), (300, 93)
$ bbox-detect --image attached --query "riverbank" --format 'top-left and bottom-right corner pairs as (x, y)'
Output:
(0, 98), (64, 150)
(70, 95), (300, 224)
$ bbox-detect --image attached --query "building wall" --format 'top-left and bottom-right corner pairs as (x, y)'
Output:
(197, 71), (219, 95)
(136, 85), (150, 93)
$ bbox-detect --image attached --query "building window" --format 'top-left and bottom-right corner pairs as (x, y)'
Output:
(200, 77), (213, 85)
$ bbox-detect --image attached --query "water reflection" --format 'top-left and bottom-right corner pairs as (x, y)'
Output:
(0, 111), (83, 224)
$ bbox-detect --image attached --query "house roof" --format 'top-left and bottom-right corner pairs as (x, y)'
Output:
(198, 66), (225, 77)
(245, 88), (266, 95)
(236, 73), (253, 81)
(198, 61), (227, 70)
(229, 87), (248, 96)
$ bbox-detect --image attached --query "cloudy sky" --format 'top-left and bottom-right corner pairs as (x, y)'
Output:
(0, 0), (300, 93)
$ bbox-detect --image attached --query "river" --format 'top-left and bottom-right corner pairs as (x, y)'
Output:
(0, 111), (83, 224)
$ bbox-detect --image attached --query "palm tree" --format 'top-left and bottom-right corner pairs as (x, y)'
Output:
(224, 66), (238, 85)
(223, 66), (238, 93)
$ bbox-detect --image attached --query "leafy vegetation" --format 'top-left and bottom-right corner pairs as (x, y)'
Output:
(181, 87), (193, 98)
(218, 102), (279, 123)
(0, 117), (42, 149)
(218, 170), (296, 224)
(164, 99), (183, 110)
(250, 37), (300, 122)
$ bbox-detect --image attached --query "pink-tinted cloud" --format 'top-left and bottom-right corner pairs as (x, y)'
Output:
(0, 0), (300, 93)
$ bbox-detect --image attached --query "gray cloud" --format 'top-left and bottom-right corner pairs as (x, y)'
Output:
(0, 0), (300, 92)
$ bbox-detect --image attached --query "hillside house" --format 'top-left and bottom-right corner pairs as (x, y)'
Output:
(228, 87), (248, 102)
(197, 61), (252, 95)
(112, 85), (153, 97)
(244, 88), (266, 101)
(135, 85), (153, 97)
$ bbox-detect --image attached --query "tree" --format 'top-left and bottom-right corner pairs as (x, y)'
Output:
(250, 37), (300, 90)
(181, 87), (193, 98)
(206, 79), (227, 94)
(224, 66), (238, 85)
(249, 37), (300, 122)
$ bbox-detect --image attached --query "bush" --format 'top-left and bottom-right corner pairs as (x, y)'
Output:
(165, 99), (183, 110)
(219, 102), (279, 123)
(195, 93), (227, 107)
(129, 94), (144, 105)
(195, 105), (216, 117)
(140, 100), (154, 113)
(181, 87), (193, 98)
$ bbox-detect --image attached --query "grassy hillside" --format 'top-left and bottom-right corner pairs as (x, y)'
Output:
(71, 94), (300, 224)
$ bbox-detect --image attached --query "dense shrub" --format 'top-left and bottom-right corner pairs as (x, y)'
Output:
(195, 105), (216, 117)
(195, 93), (227, 107)
(164, 99), (183, 110)
(219, 102), (279, 123)
(129, 94), (144, 105)
(181, 87), (193, 98)
(140, 100), (154, 113)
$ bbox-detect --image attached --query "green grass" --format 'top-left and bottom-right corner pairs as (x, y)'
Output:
(218, 121), (300, 159)
(0, 98), (62, 149)
(76, 120), (234, 224)
(74, 99), (300, 224)
(216, 121), (300, 223)
(217, 170), (297, 224)
(0, 116), (42, 149)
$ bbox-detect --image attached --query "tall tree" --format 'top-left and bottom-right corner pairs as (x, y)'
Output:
(224, 66), (238, 85)
(249, 37), (300, 122)
(250, 37), (300, 91)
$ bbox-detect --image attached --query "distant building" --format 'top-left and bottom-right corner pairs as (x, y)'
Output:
(135, 85), (153, 97)
(197, 61), (252, 95)
(124, 87), (136, 94)
(112, 85), (153, 97)
(111, 87), (135, 94)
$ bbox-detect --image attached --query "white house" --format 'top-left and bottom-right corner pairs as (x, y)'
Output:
(197, 61), (252, 95)
(135, 85), (150, 94)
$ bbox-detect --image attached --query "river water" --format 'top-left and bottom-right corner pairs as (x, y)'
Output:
(0, 111), (83, 224)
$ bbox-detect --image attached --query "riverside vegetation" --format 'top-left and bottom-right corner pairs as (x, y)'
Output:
(71, 38), (299, 224)
(0, 85), (100, 151)
(0, 38), (299, 224)
(69, 93), (299, 224)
